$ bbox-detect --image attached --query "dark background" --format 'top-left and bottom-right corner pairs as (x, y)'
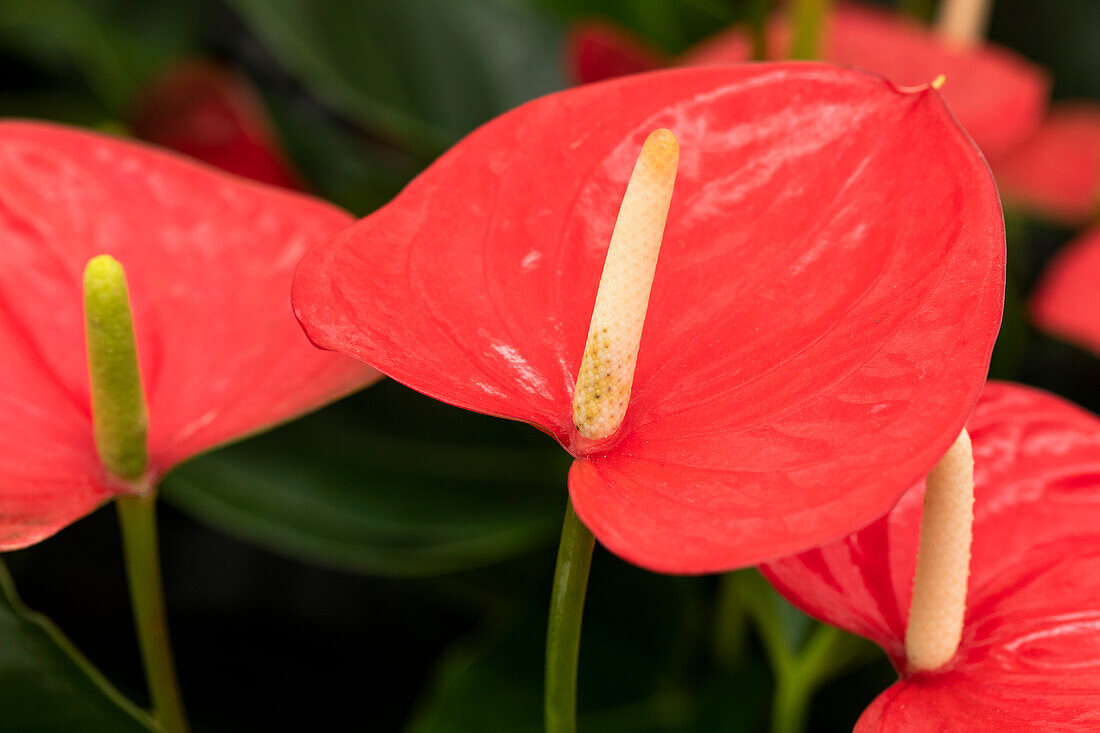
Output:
(2, 1), (1098, 730)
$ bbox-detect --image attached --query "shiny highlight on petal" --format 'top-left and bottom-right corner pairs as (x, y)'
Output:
(905, 428), (974, 671)
(572, 129), (679, 442)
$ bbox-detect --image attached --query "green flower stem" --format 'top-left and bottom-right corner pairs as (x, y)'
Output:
(771, 673), (810, 733)
(789, 0), (832, 60)
(727, 570), (875, 733)
(545, 500), (596, 733)
(116, 493), (189, 733)
(901, 0), (935, 23)
(747, 0), (771, 61)
(713, 571), (749, 669)
(770, 624), (844, 733)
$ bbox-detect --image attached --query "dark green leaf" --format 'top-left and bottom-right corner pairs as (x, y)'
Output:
(686, 663), (769, 733)
(992, 0), (1100, 98)
(529, 0), (735, 54)
(406, 556), (701, 732)
(0, 89), (113, 128)
(225, 0), (567, 156)
(0, 558), (154, 732)
(263, 90), (422, 216)
(0, 0), (199, 113)
(161, 382), (569, 577)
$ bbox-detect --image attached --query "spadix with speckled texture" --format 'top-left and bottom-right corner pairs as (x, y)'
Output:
(83, 255), (149, 484)
(0, 121), (377, 550)
(763, 382), (1100, 731)
(905, 429), (973, 672)
(573, 129), (677, 441)
(293, 63), (1005, 574)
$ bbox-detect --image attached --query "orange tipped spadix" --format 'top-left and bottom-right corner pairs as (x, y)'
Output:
(572, 129), (679, 441)
(905, 428), (974, 671)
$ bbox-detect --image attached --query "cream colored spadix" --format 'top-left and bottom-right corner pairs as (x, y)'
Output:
(572, 128), (679, 441)
(937, 0), (992, 46)
(905, 428), (974, 671)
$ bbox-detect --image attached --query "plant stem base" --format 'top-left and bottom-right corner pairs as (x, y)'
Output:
(544, 500), (596, 733)
(116, 493), (189, 733)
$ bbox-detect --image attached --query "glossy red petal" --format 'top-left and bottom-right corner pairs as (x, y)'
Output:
(131, 60), (303, 190)
(0, 121), (376, 549)
(1031, 228), (1100, 355)
(294, 64), (1004, 573)
(764, 382), (1100, 730)
(682, 3), (1048, 160)
(565, 23), (663, 85)
(994, 104), (1100, 224)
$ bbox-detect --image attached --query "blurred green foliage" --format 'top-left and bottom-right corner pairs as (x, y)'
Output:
(161, 383), (569, 577)
(226, 0), (567, 156)
(0, 0), (200, 114)
(0, 561), (154, 732)
(409, 558), (703, 732)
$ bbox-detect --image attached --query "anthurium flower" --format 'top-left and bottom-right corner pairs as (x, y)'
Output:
(1032, 227), (1100, 356)
(130, 60), (302, 190)
(994, 103), (1100, 224)
(763, 381), (1100, 730)
(293, 63), (1005, 574)
(565, 22), (663, 86)
(568, 3), (1048, 162)
(0, 120), (376, 550)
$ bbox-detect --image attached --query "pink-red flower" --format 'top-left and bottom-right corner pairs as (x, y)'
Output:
(994, 103), (1100, 225)
(565, 22), (662, 86)
(1032, 227), (1100, 355)
(569, 3), (1048, 162)
(131, 60), (302, 190)
(763, 381), (1100, 731)
(0, 120), (376, 549)
(293, 63), (1005, 573)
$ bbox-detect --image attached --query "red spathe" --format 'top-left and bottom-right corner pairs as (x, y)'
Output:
(994, 103), (1100, 224)
(764, 382), (1100, 731)
(1032, 227), (1100, 356)
(568, 3), (1048, 162)
(131, 60), (303, 190)
(293, 64), (1005, 574)
(565, 22), (663, 86)
(0, 121), (377, 550)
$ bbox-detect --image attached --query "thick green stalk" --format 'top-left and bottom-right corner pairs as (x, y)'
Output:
(770, 624), (845, 733)
(544, 500), (596, 733)
(733, 570), (874, 733)
(714, 571), (749, 669)
(117, 494), (189, 733)
(789, 0), (832, 60)
(771, 673), (810, 733)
